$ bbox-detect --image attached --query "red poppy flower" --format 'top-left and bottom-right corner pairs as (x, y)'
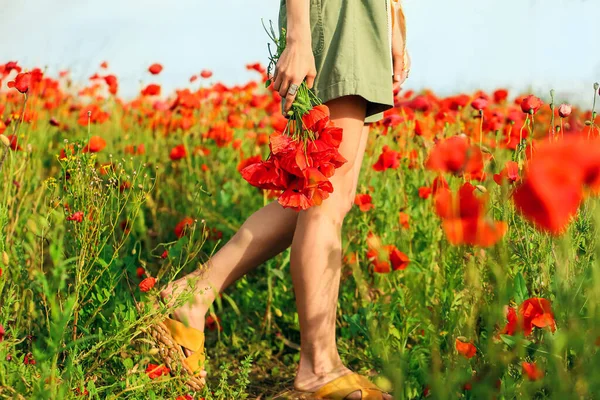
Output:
(500, 306), (518, 336)
(136, 267), (145, 278)
(82, 136), (106, 153)
(2, 135), (22, 151)
(455, 339), (477, 359)
(169, 144), (187, 161)
(493, 89), (508, 103)
(520, 95), (543, 114)
(302, 104), (330, 132)
(511, 137), (598, 235)
(161, 250), (168, 259)
(522, 362), (544, 381)
(425, 136), (483, 177)
(174, 217), (194, 238)
(518, 297), (556, 336)
(24, 353), (36, 365)
(139, 277), (156, 292)
(355, 194), (374, 212)
(100, 61), (108, 69)
(558, 104), (572, 118)
(240, 159), (289, 190)
(141, 84), (161, 96)
(66, 211), (84, 223)
(373, 145), (401, 171)
(0, 324), (5, 342)
(418, 187), (432, 199)
(434, 183), (507, 247)
(398, 212), (410, 229)
(389, 246), (410, 270)
(471, 97), (488, 111)
(237, 154), (262, 172)
(493, 160), (520, 185)
(145, 363), (170, 379)
(200, 69), (213, 79)
(103, 75), (118, 95)
(148, 63), (163, 75)
(7, 72), (32, 93)
(278, 179), (313, 211)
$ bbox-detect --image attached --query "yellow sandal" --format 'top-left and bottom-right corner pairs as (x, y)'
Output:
(311, 373), (389, 399)
(275, 373), (389, 399)
(149, 317), (206, 391)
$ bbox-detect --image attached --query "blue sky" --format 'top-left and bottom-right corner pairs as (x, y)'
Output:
(1, 0), (599, 105)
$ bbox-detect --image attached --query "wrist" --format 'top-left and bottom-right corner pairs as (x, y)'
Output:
(286, 27), (311, 47)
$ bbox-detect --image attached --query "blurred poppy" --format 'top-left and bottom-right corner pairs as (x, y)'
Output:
(148, 63), (163, 75)
(455, 339), (477, 359)
(174, 217), (194, 238)
(354, 194), (374, 212)
(522, 362), (544, 381)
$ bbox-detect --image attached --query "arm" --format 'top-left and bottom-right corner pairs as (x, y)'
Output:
(272, 0), (317, 113)
(392, 0), (410, 89)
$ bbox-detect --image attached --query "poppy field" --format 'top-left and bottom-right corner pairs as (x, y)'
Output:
(1, 60), (600, 399)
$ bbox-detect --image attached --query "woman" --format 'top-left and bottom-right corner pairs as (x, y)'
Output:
(156, 0), (410, 398)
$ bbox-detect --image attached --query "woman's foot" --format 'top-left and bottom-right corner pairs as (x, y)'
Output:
(294, 351), (392, 399)
(160, 274), (214, 378)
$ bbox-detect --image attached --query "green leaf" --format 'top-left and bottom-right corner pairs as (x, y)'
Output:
(514, 272), (528, 304)
(265, 79), (271, 88)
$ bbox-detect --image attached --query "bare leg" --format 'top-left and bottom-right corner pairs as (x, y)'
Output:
(291, 99), (390, 399)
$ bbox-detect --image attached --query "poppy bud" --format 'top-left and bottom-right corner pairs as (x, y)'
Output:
(594, 82), (599, 93)
(0, 134), (9, 147)
(1, 251), (8, 266)
(558, 104), (572, 118)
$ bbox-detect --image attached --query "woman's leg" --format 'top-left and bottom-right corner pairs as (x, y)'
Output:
(291, 98), (387, 400)
(161, 201), (299, 332)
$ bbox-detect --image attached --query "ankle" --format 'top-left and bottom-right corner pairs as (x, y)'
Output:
(298, 343), (344, 377)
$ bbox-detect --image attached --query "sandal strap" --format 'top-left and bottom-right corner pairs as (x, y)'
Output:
(183, 350), (206, 374)
(163, 318), (205, 353)
(313, 373), (384, 399)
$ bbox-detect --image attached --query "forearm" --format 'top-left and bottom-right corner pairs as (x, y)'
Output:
(285, 0), (311, 45)
(393, 1), (407, 50)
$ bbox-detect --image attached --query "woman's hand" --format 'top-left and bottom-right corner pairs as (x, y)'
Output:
(273, 38), (317, 114)
(273, 0), (317, 115)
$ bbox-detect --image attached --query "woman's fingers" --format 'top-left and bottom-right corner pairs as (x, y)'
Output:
(283, 80), (302, 113)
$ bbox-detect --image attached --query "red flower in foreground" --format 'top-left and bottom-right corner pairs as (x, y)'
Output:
(519, 297), (556, 336)
(455, 339), (477, 359)
(7, 72), (32, 93)
(145, 363), (170, 379)
(66, 211), (84, 223)
(512, 136), (600, 235)
(522, 362), (544, 381)
(82, 136), (106, 153)
(354, 194), (374, 212)
(176, 396), (194, 400)
(200, 69), (213, 79)
(174, 217), (195, 238)
(139, 277), (157, 292)
(169, 144), (187, 161)
(425, 136), (483, 178)
(148, 63), (163, 75)
(435, 183), (507, 247)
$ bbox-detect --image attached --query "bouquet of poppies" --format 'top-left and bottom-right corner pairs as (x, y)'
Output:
(240, 23), (346, 211)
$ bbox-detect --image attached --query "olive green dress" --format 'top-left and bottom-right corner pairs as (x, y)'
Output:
(278, 0), (395, 123)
